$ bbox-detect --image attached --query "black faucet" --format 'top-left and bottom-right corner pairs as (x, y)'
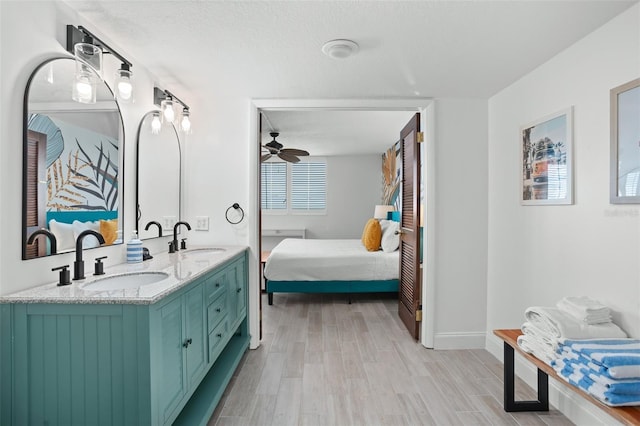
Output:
(73, 230), (105, 280)
(144, 220), (163, 237)
(173, 221), (191, 252)
(27, 229), (57, 255)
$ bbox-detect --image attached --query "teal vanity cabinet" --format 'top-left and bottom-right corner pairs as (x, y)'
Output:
(0, 250), (249, 426)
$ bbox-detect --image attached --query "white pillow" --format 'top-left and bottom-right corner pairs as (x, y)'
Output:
(380, 220), (400, 253)
(48, 219), (75, 252)
(72, 220), (101, 249)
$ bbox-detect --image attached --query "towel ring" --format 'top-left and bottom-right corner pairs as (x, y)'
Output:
(225, 203), (245, 224)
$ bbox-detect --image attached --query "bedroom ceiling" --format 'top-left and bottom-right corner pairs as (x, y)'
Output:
(62, 0), (638, 155)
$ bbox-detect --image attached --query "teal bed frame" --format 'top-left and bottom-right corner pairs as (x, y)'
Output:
(266, 279), (399, 305)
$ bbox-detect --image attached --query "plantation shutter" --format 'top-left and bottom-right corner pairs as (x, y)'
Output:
(261, 162), (287, 210)
(291, 162), (326, 211)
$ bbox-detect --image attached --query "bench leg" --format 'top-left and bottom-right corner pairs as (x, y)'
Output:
(268, 292), (273, 305)
(503, 342), (549, 412)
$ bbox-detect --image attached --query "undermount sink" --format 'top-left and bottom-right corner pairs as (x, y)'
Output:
(183, 247), (226, 255)
(81, 271), (169, 291)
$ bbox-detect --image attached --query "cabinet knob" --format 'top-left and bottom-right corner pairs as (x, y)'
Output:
(183, 338), (192, 348)
(236, 288), (242, 293)
(215, 282), (220, 288)
(216, 308), (221, 312)
(216, 333), (222, 338)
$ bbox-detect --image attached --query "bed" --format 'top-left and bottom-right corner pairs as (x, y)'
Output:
(263, 237), (399, 304)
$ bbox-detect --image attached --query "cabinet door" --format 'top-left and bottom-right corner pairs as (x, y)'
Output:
(184, 284), (206, 386)
(157, 296), (187, 424)
(227, 258), (247, 330)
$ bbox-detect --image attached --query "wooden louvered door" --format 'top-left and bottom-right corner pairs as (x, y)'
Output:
(24, 130), (47, 259)
(398, 113), (421, 340)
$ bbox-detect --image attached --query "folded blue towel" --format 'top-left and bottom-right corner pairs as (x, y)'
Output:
(557, 338), (640, 379)
(557, 365), (640, 406)
(578, 368), (640, 395)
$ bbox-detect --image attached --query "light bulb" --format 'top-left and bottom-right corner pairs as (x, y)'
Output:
(115, 67), (133, 102)
(180, 109), (191, 133)
(150, 113), (162, 135)
(118, 81), (132, 100)
(161, 99), (175, 123)
(72, 72), (96, 104)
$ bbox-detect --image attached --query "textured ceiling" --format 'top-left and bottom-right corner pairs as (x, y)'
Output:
(63, 0), (637, 154)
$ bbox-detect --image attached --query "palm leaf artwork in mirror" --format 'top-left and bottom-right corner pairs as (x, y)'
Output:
(22, 58), (124, 260)
(48, 138), (118, 212)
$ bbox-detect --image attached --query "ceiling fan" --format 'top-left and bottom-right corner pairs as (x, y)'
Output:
(261, 132), (310, 163)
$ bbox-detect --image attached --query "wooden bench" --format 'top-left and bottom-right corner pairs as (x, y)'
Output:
(494, 329), (640, 426)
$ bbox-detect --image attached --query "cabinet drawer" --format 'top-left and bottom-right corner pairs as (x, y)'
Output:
(204, 270), (226, 305)
(207, 292), (227, 332)
(208, 319), (228, 361)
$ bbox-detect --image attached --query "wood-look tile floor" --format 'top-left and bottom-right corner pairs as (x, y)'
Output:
(208, 293), (573, 426)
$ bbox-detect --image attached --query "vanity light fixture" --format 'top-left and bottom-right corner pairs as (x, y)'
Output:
(153, 87), (192, 133)
(115, 63), (133, 102)
(66, 25), (134, 104)
(150, 112), (162, 135)
(180, 108), (191, 133)
(161, 96), (175, 123)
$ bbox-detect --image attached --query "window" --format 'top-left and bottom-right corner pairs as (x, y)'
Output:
(261, 160), (326, 213)
(261, 162), (287, 210)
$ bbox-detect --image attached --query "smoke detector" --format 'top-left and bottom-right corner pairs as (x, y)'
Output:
(321, 39), (359, 59)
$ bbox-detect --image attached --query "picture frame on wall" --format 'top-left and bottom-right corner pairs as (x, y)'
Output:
(610, 78), (640, 204)
(521, 107), (573, 205)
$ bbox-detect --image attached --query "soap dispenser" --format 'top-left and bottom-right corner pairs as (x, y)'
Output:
(126, 231), (143, 263)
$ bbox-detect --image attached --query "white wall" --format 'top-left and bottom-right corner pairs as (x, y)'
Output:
(431, 98), (489, 349)
(262, 154), (381, 250)
(0, 2), (177, 296)
(0, 1), (491, 352)
(486, 5), (640, 424)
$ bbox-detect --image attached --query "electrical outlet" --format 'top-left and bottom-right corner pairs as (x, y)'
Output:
(195, 216), (209, 231)
(162, 216), (177, 231)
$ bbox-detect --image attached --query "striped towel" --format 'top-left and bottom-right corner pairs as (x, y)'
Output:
(558, 339), (640, 379)
(554, 359), (640, 406)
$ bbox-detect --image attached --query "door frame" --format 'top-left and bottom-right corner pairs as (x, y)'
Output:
(248, 98), (436, 349)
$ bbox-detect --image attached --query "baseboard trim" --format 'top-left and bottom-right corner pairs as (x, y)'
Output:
(433, 331), (486, 349)
(485, 334), (621, 425)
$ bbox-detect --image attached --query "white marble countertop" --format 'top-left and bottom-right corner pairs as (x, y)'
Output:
(0, 246), (248, 305)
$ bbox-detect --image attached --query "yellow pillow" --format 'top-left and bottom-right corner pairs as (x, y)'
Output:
(100, 219), (118, 245)
(361, 218), (382, 251)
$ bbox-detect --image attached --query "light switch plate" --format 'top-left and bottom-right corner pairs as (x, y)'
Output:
(162, 216), (177, 231)
(195, 216), (209, 231)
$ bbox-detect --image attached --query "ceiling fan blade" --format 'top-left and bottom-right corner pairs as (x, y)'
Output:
(262, 145), (278, 154)
(278, 152), (300, 163)
(261, 153), (272, 162)
(280, 148), (309, 156)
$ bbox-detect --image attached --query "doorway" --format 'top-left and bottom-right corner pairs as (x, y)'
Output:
(248, 99), (435, 350)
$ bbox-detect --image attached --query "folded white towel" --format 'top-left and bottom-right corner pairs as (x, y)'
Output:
(517, 334), (557, 365)
(524, 306), (627, 340)
(557, 296), (611, 325)
(521, 321), (560, 352)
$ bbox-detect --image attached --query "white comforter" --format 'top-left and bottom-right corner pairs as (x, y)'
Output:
(264, 238), (399, 282)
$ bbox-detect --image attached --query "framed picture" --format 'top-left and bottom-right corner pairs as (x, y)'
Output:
(610, 78), (640, 204)
(521, 107), (573, 205)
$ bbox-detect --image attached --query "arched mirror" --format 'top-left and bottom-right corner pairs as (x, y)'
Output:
(22, 57), (124, 260)
(136, 111), (181, 240)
